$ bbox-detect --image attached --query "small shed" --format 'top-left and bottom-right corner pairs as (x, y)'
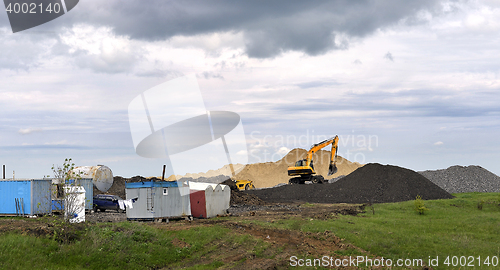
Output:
(125, 180), (191, 221)
(0, 179), (52, 215)
(189, 182), (230, 218)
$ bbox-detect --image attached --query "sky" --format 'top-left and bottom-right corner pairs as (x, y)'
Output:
(1, 0), (500, 179)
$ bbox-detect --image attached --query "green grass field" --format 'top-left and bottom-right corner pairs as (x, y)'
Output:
(0, 193), (499, 269)
(244, 193), (500, 269)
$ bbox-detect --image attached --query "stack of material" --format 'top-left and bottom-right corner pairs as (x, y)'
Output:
(420, 165), (500, 193)
(247, 163), (454, 204)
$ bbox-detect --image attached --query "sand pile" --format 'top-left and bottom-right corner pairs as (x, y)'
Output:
(247, 163), (454, 204)
(235, 148), (362, 188)
(184, 164), (245, 179)
(420, 165), (500, 193)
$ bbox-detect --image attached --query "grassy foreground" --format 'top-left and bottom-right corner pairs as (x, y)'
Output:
(246, 193), (500, 269)
(0, 193), (499, 269)
(0, 220), (275, 270)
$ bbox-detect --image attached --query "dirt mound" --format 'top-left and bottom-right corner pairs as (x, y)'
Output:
(94, 176), (148, 199)
(235, 148), (362, 188)
(247, 163), (454, 204)
(220, 179), (266, 206)
(420, 165), (500, 193)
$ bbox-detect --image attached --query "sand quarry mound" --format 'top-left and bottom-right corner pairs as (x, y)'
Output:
(247, 163), (454, 204)
(235, 148), (363, 188)
(95, 148), (362, 197)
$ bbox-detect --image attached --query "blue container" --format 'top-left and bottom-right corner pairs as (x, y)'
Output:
(52, 199), (64, 211)
(0, 179), (52, 215)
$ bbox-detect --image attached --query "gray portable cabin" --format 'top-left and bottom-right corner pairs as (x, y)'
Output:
(51, 178), (93, 211)
(0, 179), (52, 216)
(125, 181), (191, 221)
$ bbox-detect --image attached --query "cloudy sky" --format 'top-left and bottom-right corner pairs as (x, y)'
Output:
(1, 0), (500, 179)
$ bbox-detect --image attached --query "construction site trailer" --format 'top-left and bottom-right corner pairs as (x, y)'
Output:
(189, 182), (230, 218)
(0, 179), (52, 216)
(125, 181), (191, 221)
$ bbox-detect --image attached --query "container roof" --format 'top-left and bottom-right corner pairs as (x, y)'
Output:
(125, 181), (179, 189)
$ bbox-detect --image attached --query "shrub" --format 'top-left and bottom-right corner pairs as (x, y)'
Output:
(414, 195), (428, 215)
(477, 200), (485, 210)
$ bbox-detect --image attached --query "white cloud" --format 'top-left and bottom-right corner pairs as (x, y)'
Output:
(277, 146), (290, 156)
(59, 24), (141, 74)
(434, 141), (444, 146)
(18, 128), (42, 135)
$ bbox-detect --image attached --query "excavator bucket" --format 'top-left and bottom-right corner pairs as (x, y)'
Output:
(328, 163), (337, 176)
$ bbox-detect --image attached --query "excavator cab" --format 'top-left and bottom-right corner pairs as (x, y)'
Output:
(294, 159), (307, 167)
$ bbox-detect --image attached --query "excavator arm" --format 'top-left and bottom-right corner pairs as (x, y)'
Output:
(305, 136), (339, 176)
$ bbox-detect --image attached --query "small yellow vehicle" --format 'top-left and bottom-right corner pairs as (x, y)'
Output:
(235, 179), (255, 190)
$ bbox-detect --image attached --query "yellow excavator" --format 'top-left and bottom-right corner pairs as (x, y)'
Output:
(287, 135), (339, 184)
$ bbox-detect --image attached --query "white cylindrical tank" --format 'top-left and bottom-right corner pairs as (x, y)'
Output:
(71, 165), (113, 192)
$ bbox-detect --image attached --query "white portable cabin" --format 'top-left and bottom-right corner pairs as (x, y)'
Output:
(125, 181), (191, 221)
(189, 182), (230, 218)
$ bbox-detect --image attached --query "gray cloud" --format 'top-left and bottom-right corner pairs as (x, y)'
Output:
(296, 80), (341, 89)
(384, 52), (394, 62)
(270, 89), (500, 118)
(27, 0), (442, 58)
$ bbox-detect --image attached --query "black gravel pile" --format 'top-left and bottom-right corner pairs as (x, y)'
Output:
(420, 165), (500, 193)
(246, 163), (454, 204)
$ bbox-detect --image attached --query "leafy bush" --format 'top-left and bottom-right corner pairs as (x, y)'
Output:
(477, 199), (485, 210)
(414, 195), (428, 215)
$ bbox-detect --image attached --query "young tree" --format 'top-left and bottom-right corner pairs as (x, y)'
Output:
(52, 158), (84, 222)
